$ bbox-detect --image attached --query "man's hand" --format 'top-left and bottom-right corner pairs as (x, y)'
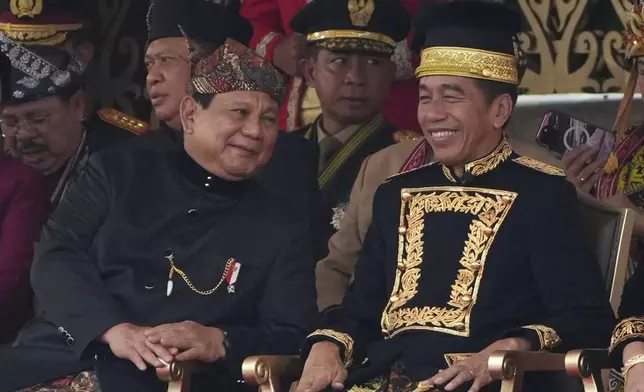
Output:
(101, 323), (175, 371)
(562, 145), (606, 193)
(144, 320), (226, 362)
(272, 34), (307, 77)
(296, 341), (347, 392)
(418, 338), (531, 392)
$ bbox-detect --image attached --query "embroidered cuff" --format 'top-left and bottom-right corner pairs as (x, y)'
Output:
(610, 317), (644, 353)
(255, 31), (284, 62)
(522, 325), (561, 350)
(307, 328), (354, 367)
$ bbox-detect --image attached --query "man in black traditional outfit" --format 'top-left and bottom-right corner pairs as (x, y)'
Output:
(136, 0), (320, 233)
(0, 7), (317, 392)
(0, 0), (150, 162)
(289, 0), (412, 259)
(296, 2), (616, 392)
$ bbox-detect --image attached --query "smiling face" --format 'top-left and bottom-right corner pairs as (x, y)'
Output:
(180, 90), (279, 181)
(301, 48), (395, 125)
(1, 93), (85, 174)
(417, 75), (513, 167)
(145, 37), (191, 130)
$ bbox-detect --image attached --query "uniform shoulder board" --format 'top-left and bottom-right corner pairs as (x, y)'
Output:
(512, 156), (565, 176)
(386, 161), (438, 181)
(393, 129), (421, 143)
(98, 109), (151, 136)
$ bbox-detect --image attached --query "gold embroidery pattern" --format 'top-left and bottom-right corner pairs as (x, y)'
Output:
(512, 156), (565, 176)
(308, 329), (355, 367)
(522, 325), (562, 350)
(348, 376), (387, 392)
(10, 0), (43, 18)
(444, 353), (473, 367)
(440, 138), (513, 183)
(381, 187), (518, 338)
(610, 317), (644, 353)
(465, 138), (513, 176)
(442, 166), (456, 183)
(416, 47), (518, 85)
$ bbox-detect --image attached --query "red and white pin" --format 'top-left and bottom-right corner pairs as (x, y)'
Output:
(226, 259), (241, 294)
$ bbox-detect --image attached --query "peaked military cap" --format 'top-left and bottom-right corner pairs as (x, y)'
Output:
(412, 0), (522, 85)
(290, 0), (410, 54)
(147, 0), (251, 47)
(0, 33), (82, 105)
(0, 0), (95, 46)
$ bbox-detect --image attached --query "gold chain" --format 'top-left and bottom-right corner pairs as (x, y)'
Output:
(166, 253), (234, 296)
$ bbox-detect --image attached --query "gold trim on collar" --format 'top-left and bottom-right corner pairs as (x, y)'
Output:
(306, 30), (396, 48)
(0, 22), (83, 46)
(442, 137), (513, 183)
(381, 186), (517, 338)
(416, 46), (518, 85)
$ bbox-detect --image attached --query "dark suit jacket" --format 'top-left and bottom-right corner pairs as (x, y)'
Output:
(1, 148), (317, 391)
(293, 116), (396, 260)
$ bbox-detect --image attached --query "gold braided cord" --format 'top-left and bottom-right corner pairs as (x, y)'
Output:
(306, 29), (396, 48)
(416, 46), (518, 85)
(166, 254), (234, 296)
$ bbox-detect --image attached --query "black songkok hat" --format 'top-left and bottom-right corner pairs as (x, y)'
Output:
(146, 0), (252, 47)
(412, 0), (522, 85)
(290, 0), (410, 55)
(0, 0), (95, 46)
(0, 33), (82, 105)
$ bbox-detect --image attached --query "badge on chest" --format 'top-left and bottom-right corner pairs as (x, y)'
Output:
(164, 251), (241, 297)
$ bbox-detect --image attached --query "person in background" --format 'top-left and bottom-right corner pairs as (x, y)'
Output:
(0, 7), (317, 391)
(0, 150), (47, 344)
(0, 0), (150, 157)
(576, 2), (644, 392)
(138, 0), (320, 233)
(241, 0), (423, 133)
(296, 2), (615, 391)
(289, 0), (412, 259)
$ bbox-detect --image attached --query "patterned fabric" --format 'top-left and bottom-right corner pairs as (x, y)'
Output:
(16, 371), (100, 392)
(349, 362), (422, 392)
(595, 123), (644, 267)
(183, 37), (287, 104)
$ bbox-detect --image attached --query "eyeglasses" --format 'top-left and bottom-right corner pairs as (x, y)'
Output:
(0, 116), (50, 136)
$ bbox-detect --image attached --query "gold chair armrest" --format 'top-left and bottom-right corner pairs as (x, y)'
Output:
(565, 349), (610, 392)
(156, 361), (198, 392)
(488, 350), (566, 392)
(242, 355), (303, 392)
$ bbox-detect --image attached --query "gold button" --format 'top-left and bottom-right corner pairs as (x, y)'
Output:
(470, 262), (481, 271)
(501, 196), (512, 204)
(401, 192), (412, 201)
(390, 296), (399, 302)
(454, 322), (466, 330)
(482, 68), (492, 77)
(398, 226), (407, 235)
(461, 294), (472, 304)
(484, 227), (494, 236)
(397, 262), (405, 270)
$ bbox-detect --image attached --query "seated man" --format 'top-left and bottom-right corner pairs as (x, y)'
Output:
(289, 0), (411, 258)
(297, 2), (616, 391)
(0, 9), (316, 392)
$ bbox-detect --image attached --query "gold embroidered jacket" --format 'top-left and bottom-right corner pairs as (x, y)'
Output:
(609, 263), (644, 368)
(306, 138), (615, 385)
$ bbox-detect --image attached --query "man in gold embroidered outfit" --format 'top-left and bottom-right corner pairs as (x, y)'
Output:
(296, 2), (615, 391)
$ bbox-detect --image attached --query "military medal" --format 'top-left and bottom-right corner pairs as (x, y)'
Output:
(226, 260), (241, 294)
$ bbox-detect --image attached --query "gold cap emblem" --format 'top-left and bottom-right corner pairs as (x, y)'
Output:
(347, 0), (374, 27)
(10, 0), (43, 18)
